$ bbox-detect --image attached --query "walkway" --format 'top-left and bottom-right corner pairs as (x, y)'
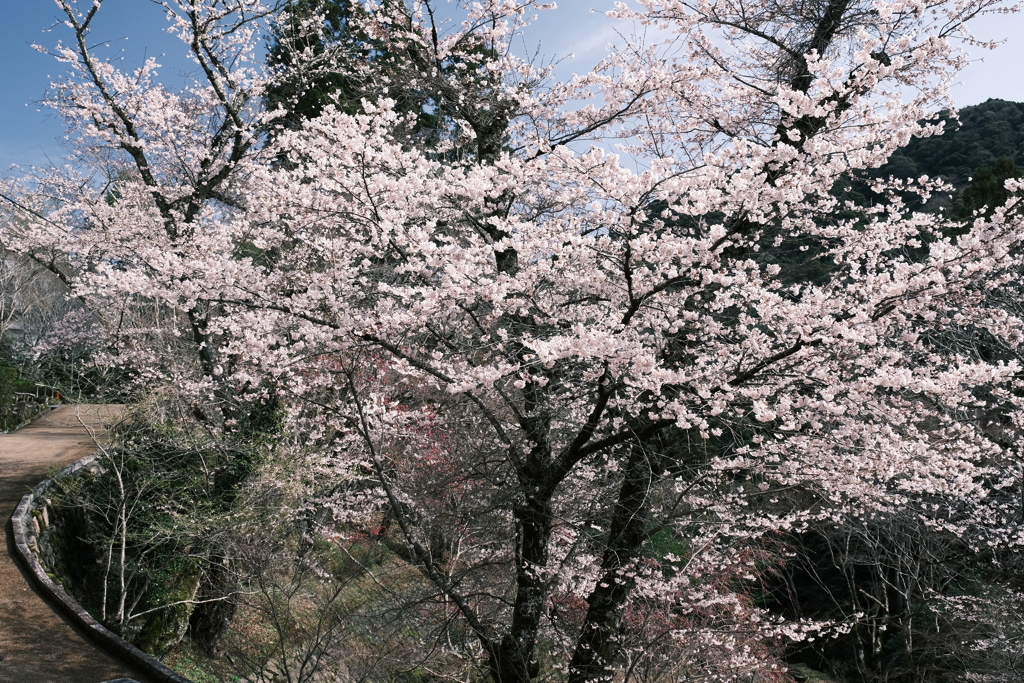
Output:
(0, 405), (154, 683)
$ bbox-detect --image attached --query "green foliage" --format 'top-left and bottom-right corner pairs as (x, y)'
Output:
(0, 365), (16, 414)
(863, 99), (1024, 221)
(643, 527), (689, 572)
(266, 0), (440, 139)
(265, 0), (506, 160)
(166, 645), (237, 683)
(51, 403), (270, 654)
(265, 0), (370, 128)
(0, 365), (47, 430)
(872, 100), (1024, 187)
(949, 156), (1023, 221)
(106, 415), (267, 511)
(133, 557), (204, 655)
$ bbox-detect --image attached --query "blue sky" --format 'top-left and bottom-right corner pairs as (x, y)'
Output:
(2, 1), (1023, 171)
(1, 0), (187, 169)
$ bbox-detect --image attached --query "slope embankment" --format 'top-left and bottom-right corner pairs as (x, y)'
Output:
(1, 405), (154, 683)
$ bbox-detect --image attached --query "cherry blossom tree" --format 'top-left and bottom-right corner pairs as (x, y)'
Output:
(243, 2), (1024, 681)
(1, 0), (294, 425)
(6, 0), (1024, 681)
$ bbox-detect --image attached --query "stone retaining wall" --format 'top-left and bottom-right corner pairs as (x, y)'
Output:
(10, 452), (195, 683)
(2, 400), (55, 434)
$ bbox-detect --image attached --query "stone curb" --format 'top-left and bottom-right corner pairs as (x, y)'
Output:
(10, 452), (195, 683)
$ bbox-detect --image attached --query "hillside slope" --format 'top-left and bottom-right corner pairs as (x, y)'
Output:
(875, 98), (1024, 194)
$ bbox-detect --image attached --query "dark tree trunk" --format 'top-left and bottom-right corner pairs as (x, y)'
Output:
(486, 475), (555, 683)
(568, 444), (655, 683)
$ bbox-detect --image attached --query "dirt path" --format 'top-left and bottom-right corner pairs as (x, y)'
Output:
(0, 405), (154, 683)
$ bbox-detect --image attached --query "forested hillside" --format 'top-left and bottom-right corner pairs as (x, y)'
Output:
(867, 99), (1024, 221)
(880, 99), (1024, 186)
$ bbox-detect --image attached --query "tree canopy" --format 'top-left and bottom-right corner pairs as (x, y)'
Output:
(4, 1), (1024, 682)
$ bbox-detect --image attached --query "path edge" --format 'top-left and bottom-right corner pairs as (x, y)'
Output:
(10, 452), (195, 683)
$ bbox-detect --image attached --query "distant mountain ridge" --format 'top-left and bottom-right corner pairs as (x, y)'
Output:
(876, 98), (1024, 187)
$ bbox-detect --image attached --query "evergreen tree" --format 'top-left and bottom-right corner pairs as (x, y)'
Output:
(265, 0), (370, 130)
(951, 155), (1023, 221)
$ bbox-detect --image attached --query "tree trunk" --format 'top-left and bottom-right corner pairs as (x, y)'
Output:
(568, 445), (655, 683)
(487, 480), (555, 683)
